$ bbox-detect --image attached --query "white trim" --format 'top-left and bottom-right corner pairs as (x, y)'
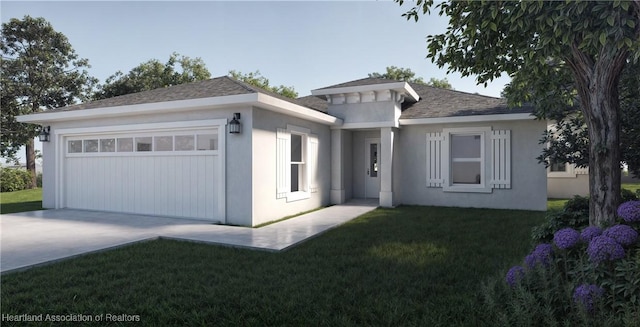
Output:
(399, 113), (534, 125)
(54, 119), (227, 223)
(442, 127), (492, 193)
(54, 119), (227, 136)
(311, 82), (419, 102)
(18, 93), (343, 127)
(331, 121), (398, 130)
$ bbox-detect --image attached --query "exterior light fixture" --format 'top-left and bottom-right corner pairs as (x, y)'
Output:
(38, 126), (51, 142)
(229, 113), (241, 134)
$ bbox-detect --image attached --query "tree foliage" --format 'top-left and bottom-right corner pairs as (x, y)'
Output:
(228, 70), (298, 98)
(538, 60), (640, 177)
(397, 0), (640, 226)
(368, 66), (452, 89)
(1, 16), (96, 187)
(94, 52), (211, 100)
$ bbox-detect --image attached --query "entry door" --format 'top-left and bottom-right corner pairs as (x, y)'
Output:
(365, 138), (381, 199)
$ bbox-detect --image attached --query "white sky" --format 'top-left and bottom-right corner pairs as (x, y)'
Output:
(2, 0), (511, 163)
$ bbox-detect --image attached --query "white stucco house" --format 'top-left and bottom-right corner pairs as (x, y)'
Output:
(17, 76), (548, 226)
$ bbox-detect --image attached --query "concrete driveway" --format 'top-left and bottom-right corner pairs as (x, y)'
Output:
(0, 201), (377, 274)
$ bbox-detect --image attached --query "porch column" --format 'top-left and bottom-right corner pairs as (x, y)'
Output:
(331, 129), (346, 204)
(380, 127), (395, 207)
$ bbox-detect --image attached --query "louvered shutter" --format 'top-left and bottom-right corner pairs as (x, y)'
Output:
(426, 132), (444, 187)
(308, 134), (319, 193)
(276, 128), (290, 198)
(490, 130), (511, 189)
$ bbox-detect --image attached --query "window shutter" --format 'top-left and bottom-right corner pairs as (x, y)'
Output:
(490, 130), (511, 189)
(426, 132), (444, 187)
(308, 134), (319, 193)
(276, 128), (290, 198)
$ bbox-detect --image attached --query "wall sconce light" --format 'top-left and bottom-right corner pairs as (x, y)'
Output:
(38, 126), (51, 142)
(229, 113), (241, 134)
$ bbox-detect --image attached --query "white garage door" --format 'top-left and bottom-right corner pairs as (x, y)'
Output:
(63, 127), (224, 222)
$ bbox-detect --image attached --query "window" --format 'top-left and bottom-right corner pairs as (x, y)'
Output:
(276, 125), (319, 201)
(136, 137), (152, 152)
(100, 139), (116, 152)
(175, 135), (195, 151)
(197, 134), (217, 151)
(550, 162), (567, 172)
(450, 134), (482, 184)
(154, 136), (173, 151)
(290, 133), (306, 192)
(427, 127), (510, 192)
(84, 139), (99, 153)
(68, 140), (83, 153)
(117, 138), (134, 152)
(66, 129), (218, 155)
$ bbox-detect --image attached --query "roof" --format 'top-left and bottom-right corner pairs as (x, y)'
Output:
(302, 77), (534, 119)
(55, 76), (322, 113)
(45, 75), (532, 120)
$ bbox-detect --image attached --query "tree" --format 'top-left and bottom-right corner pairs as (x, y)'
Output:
(228, 70), (298, 98)
(537, 60), (640, 178)
(94, 52), (211, 100)
(1, 16), (96, 188)
(368, 66), (452, 88)
(397, 0), (640, 226)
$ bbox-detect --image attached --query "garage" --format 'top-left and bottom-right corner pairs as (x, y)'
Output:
(60, 122), (225, 222)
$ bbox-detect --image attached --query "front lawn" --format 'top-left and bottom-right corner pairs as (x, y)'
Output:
(0, 188), (43, 214)
(0, 206), (544, 326)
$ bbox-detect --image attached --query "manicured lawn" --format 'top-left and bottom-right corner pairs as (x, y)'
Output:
(0, 206), (544, 326)
(0, 188), (43, 214)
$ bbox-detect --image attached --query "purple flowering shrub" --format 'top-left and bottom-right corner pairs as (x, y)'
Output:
(573, 284), (604, 313)
(553, 228), (580, 249)
(617, 201), (640, 223)
(587, 235), (626, 264)
(495, 218), (640, 323)
(602, 224), (638, 247)
(580, 226), (602, 243)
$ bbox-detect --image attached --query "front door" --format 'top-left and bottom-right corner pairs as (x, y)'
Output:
(365, 138), (381, 199)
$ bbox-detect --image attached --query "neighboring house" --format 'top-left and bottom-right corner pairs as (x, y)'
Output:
(17, 76), (548, 226)
(547, 161), (589, 198)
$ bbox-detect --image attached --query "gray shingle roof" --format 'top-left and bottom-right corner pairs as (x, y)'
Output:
(59, 76), (257, 111)
(54, 75), (532, 120)
(304, 78), (533, 119)
(400, 82), (534, 119)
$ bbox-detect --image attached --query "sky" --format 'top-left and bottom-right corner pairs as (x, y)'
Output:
(2, 0), (511, 163)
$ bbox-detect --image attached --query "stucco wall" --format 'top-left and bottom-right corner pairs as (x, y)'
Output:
(250, 107), (332, 226)
(42, 106), (253, 225)
(548, 175), (589, 199)
(397, 119), (547, 211)
(328, 101), (396, 125)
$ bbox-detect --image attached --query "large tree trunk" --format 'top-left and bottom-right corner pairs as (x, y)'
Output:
(25, 138), (37, 189)
(568, 46), (628, 227)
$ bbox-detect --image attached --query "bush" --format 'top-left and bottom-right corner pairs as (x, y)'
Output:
(0, 167), (33, 192)
(481, 201), (640, 326)
(621, 188), (639, 202)
(532, 196), (590, 243)
(36, 172), (43, 188)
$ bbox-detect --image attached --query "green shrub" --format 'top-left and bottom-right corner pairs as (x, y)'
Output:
(532, 196), (590, 243)
(0, 167), (33, 192)
(621, 188), (639, 202)
(482, 202), (640, 326)
(36, 172), (43, 188)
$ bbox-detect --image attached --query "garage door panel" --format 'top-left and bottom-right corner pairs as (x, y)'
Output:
(64, 128), (222, 221)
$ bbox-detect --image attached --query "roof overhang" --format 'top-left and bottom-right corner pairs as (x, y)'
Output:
(311, 82), (419, 103)
(399, 113), (535, 125)
(17, 93), (343, 126)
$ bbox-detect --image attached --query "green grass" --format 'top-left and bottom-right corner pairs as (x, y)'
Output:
(0, 206), (544, 326)
(623, 182), (640, 195)
(0, 188), (43, 214)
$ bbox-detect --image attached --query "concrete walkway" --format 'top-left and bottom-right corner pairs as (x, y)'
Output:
(0, 200), (377, 274)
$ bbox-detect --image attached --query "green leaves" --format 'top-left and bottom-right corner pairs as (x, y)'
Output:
(228, 70), (298, 98)
(1, 15), (96, 158)
(94, 52), (211, 100)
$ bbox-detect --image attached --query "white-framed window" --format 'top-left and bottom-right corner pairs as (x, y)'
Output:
(426, 127), (511, 193)
(276, 125), (319, 202)
(65, 128), (218, 156)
